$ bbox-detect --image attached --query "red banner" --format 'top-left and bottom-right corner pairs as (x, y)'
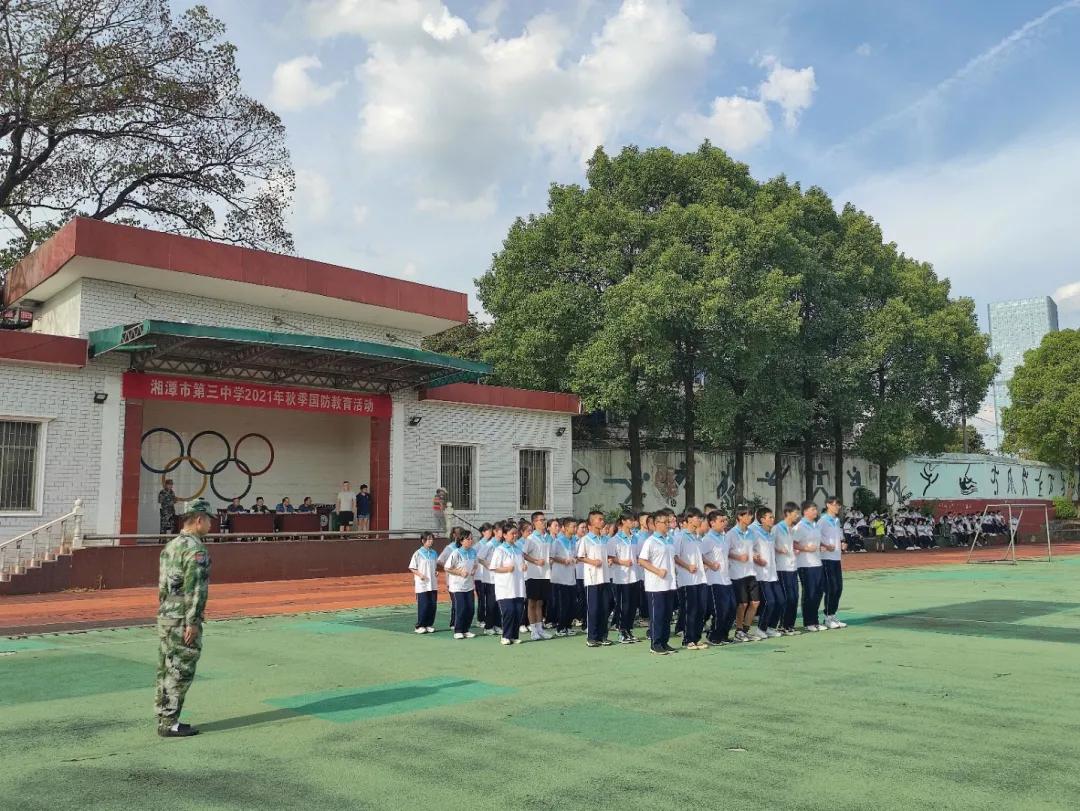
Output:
(122, 372), (391, 417)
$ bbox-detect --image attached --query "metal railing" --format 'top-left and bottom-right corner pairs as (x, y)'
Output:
(82, 528), (432, 546)
(0, 499), (83, 582)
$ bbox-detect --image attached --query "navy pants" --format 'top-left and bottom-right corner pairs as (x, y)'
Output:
(822, 559), (843, 616)
(552, 583), (576, 631)
(416, 590), (437, 629)
(497, 597), (525, 641)
(612, 582), (637, 634)
(574, 579), (586, 623)
(707, 583), (736, 643)
(451, 591), (475, 634)
(475, 581), (487, 628)
(637, 581), (649, 621)
(757, 580), (786, 632)
(798, 566), (824, 627)
(484, 583), (500, 629)
(681, 583), (707, 644)
(674, 586), (685, 634)
(647, 590), (674, 649)
(585, 583), (609, 642)
(778, 570), (799, 630)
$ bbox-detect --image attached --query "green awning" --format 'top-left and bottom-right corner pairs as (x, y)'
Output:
(88, 320), (490, 393)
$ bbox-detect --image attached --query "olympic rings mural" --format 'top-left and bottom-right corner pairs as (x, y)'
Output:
(141, 428), (275, 502)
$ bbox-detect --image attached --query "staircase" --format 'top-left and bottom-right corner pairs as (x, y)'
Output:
(0, 500), (84, 583)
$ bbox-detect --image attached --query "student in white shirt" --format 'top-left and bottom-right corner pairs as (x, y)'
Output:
(701, 509), (735, 645)
(574, 520), (588, 628)
(549, 517), (579, 637)
(473, 524), (493, 633)
(726, 506), (758, 642)
(607, 513), (640, 644)
(489, 524), (527, 645)
(794, 500), (825, 631)
(634, 512), (652, 626)
(819, 496), (848, 629)
(335, 480), (356, 532)
(522, 511), (553, 641)
(577, 510), (613, 647)
(773, 502), (801, 635)
(674, 508), (709, 649)
(752, 506), (784, 640)
(637, 512), (678, 655)
(407, 532), (438, 633)
(445, 531), (478, 639)
(438, 527), (463, 630)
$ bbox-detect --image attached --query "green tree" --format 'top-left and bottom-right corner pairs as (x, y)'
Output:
(942, 424), (987, 454)
(1, 0), (293, 278)
(422, 313), (489, 365)
(1002, 330), (1080, 483)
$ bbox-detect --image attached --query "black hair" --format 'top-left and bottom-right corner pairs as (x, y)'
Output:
(618, 512), (635, 524)
(800, 500), (817, 512)
(587, 509), (604, 522)
(531, 511), (545, 521)
(734, 505), (752, 519)
(703, 503), (717, 512)
(420, 531), (435, 542)
(825, 496), (840, 506)
(480, 522), (493, 532)
(705, 509), (727, 524)
(651, 510), (669, 522)
(684, 507), (703, 520)
(755, 506), (773, 522)
(783, 501), (800, 515)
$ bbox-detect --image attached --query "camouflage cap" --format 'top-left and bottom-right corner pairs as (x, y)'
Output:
(181, 497), (214, 517)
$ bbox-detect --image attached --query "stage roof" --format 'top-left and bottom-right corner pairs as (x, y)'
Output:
(88, 320), (491, 393)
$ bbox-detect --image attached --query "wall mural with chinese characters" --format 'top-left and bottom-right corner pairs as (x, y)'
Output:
(572, 448), (1075, 514)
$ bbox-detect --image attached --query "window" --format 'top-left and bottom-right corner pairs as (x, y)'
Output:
(0, 420), (41, 512)
(439, 445), (476, 511)
(519, 449), (549, 511)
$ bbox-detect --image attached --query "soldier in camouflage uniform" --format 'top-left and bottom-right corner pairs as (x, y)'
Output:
(155, 498), (212, 737)
(157, 479), (177, 535)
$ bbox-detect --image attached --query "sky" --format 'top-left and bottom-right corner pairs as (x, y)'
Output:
(178, 0), (1080, 332)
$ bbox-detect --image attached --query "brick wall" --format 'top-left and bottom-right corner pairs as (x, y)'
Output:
(396, 392), (574, 529)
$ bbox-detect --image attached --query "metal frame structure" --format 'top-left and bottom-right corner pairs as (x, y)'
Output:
(966, 502), (1052, 564)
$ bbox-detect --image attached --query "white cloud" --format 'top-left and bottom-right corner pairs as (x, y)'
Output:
(1055, 281), (1080, 313)
(476, 0), (505, 29)
(294, 169), (332, 221)
(758, 56), (817, 128)
(855, 42), (872, 57)
(269, 56), (344, 112)
(416, 187), (498, 221)
(678, 96), (772, 152)
(351, 204), (369, 225)
(837, 131), (1080, 322)
(422, 6), (469, 41)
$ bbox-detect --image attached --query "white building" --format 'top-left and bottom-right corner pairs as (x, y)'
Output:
(0, 218), (578, 548)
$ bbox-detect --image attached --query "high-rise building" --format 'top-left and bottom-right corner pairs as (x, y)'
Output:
(981, 296), (1059, 449)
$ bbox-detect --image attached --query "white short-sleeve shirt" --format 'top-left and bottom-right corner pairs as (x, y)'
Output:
(577, 533), (610, 587)
(408, 547), (438, 593)
(794, 518), (822, 567)
(549, 534), (578, 587)
(751, 525), (778, 582)
(489, 542), (526, 601)
(523, 530), (551, 580)
(445, 547), (477, 592)
(607, 531), (639, 585)
(818, 514), (843, 561)
(638, 533), (676, 592)
(700, 529), (731, 586)
(674, 529), (707, 587)
(772, 521), (797, 572)
(726, 525), (755, 580)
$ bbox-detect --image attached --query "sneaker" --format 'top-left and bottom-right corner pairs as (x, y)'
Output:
(834, 619), (848, 628)
(733, 630), (748, 642)
(484, 628), (497, 636)
(157, 723), (199, 738)
(512, 638), (525, 644)
(766, 629), (782, 638)
(824, 618), (841, 630)
(500, 638), (512, 646)
(663, 644), (678, 653)
(538, 629), (553, 640)
(519, 625), (529, 634)
(620, 634), (635, 644)
(565, 628), (579, 636)
(463, 632), (476, 639)
(586, 640), (601, 648)
(425, 627), (435, 633)
(414, 627), (427, 634)
(815, 624), (829, 631)
(749, 629), (768, 641)
(695, 640), (710, 649)
(684, 641), (699, 650)
(803, 625), (820, 632)
(530, 631), (543, 641)
(454, 632), (466, 639)
(651, 646), (670, 655)
(554, 629), (567, 637)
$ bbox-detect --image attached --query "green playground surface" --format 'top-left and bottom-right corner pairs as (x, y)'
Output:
(4, 561), (1080, 810)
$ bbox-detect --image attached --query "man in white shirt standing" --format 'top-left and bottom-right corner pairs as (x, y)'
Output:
(701, 509), (735, 645)
(673, 507), (708, 650)
(726, 506), (758, 642)
(819, 496), (847, 629)
(751, 506), (783, 639)
(577, 510), (613, 647)
(335, 481), (355, 532)
(607, 513), (640, 644)
(637, 512), (678, 655)
(522, 511), (552, 641)
(773, 502), (801, 635)
(794, 500), (826, 631)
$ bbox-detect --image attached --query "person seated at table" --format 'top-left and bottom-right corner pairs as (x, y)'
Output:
(275, 496), (295, 513)
(250, 496), (271, 514)
(226, 497), (246, 513)
(296, 497), (316, 513)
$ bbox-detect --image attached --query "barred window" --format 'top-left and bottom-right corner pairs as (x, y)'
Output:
(519, 449), (549, 512)
(0, 420), (41, 512)
(439, 445), (476, 511)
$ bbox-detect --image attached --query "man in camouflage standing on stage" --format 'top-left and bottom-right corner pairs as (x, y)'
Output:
(157, 478), (177, 535)
(155, 498), (212, 737)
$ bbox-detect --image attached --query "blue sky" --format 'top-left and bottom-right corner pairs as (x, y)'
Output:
(180, 0), (1080, 330)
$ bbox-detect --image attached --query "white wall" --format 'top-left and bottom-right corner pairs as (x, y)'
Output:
(57, 278), (425, 347)
(396, 393), (574, 530)
(138, 400), (371, 532)
(0, 363), (121, 539)
(32, 281), (82, 337)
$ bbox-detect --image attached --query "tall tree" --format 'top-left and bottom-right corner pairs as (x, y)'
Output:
(1, 0), (293, 276)
(1002, 329), (1080, 486)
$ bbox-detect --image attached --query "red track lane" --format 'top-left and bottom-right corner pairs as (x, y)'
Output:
(2, 543), (1077, 636)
